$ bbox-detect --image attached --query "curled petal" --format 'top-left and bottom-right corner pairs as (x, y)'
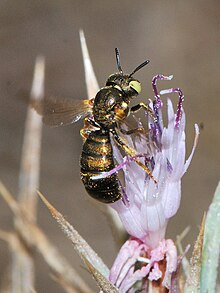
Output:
(183, 124), (200, 174)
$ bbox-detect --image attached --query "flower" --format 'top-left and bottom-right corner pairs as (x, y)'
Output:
(108, 75), (199, 291)
(110, 74), (199, 247)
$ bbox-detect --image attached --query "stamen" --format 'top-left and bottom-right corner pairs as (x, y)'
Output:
(151, 75), (173, 142)
(160, 87), (184, 129)
(152, 74), (173, 103)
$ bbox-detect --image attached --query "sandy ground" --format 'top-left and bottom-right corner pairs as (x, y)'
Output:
(0, 1), (220, 291)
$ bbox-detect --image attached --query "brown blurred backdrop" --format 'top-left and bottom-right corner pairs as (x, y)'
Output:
(0, 0), (220, 292)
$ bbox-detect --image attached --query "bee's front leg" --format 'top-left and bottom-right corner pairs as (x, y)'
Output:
(131, 102), (157, 122)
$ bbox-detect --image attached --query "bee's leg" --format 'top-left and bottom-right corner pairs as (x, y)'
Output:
(80, 117), (91, 140)
(131, 102), (157, 123)
(91, 154), (147, 180)
(80, 127), (91, 140)
(80, 117), (100, 140)
(111, 129), (157, 184)
(87, 117), (101, 128)
(119, 125), (146, 135)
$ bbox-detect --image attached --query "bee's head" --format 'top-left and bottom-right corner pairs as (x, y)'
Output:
(106, 73), (141, 97)
(106, 48), (149, 98)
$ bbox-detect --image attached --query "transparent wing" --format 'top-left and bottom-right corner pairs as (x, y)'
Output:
(31, 96), (93, 127)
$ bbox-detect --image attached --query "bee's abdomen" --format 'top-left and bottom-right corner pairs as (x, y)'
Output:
(80, 131), (121, 203)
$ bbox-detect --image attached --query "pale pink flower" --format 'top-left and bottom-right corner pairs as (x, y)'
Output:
(108, 75), (199, 291)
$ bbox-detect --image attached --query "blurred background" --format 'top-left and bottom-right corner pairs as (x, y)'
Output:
(0, 0), (220, 291)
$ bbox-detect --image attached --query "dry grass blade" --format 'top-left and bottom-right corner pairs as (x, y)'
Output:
(83, 256), (119, 293)
(10, 234), (35, 293)
(18, 56), (44, 222)
(0, 236), (38, 293)
(79, 29), (99, 99)
(0, 182), (94, 293)
(0, 181), (21, 216)
(38, 191), (109, 278)
(10, 56), (45, 293)
(52, 274), (82, 293)
(184, 214), (206, 292)
(176, 226), (190, 278)
(0, 228), (35, 293)
(0, 230), (14, 243)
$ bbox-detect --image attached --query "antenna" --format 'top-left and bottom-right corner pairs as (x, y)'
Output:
(115, 48), (123, 74)
(129, 60), (150, 77)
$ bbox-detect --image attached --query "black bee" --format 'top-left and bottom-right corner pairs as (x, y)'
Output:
(31, 49), (156, 203)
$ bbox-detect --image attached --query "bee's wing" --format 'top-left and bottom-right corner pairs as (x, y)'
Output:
(31, 96), (93, 127)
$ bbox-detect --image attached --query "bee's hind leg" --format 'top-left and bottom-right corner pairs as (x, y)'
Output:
(119, 125), (146, 135)
(90, 154), (147, 180)
(111, 129), (157, 184)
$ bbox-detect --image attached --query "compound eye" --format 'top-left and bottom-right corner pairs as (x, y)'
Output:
(129, 80), (141, 93)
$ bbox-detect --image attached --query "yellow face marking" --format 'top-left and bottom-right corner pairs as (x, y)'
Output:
(129, 80), (141, 93)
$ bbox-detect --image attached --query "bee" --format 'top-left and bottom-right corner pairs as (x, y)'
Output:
(31, 48), (156, 203)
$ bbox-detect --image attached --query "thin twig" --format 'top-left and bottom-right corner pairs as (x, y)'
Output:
(18, 56), (44, 221)
(9, 57), (45, 293)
